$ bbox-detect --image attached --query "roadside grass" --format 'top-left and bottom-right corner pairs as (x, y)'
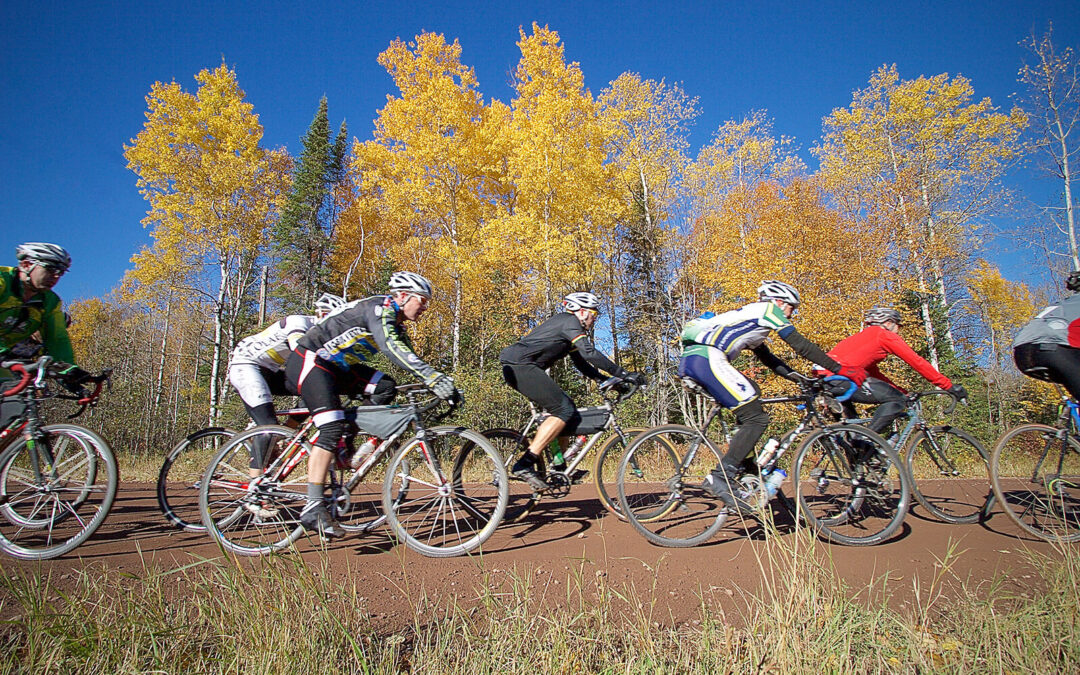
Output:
(0, 531), (1076, 673)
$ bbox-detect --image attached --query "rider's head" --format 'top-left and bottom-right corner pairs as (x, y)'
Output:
(863, 306), (902, 332)
(313, 292), (346, 319)
(15, 242), (71, 294)
(1067, 271), (1080, 294)
(562, 292), (600, 329)
(757, 280), (800, 318)
(388, 271), (433, 321)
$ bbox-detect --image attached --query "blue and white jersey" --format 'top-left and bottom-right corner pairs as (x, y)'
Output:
(681, 301), (792, 360)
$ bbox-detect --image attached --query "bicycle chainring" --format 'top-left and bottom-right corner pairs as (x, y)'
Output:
(544, 472), (572, 498)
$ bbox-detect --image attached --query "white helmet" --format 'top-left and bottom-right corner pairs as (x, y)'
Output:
(314, 293), (346, 317)
(757, 280), (800, 307)
(388, 271), (433, 298)
(16, 242), (71, 273)
(562, 292), (600, 312)
(864, 307), (902, 326)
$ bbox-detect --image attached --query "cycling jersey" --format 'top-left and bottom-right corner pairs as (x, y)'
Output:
(0, 266), (73, 364)
(230, 315), (317, 370)
(680, 302), (792, 360)
(824, 325), (952, 392)
(296, 295), (437, 382)
(499, 312), (626, 380)
(1012, 294), (1080, 348)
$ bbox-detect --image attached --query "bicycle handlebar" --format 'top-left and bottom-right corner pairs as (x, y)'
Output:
(1, 356), (54, 396)
(907, 389), (960, 415)
(599, 376), (641, 404)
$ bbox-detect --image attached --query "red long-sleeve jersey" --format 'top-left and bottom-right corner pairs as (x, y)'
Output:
(823, 326), (952, 393)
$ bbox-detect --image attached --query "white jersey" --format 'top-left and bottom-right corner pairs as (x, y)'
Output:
(680, 301), (792, 360)
(230, 315), (317, 371)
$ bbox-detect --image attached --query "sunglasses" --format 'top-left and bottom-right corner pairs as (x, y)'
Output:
(35, 262), (67, 275)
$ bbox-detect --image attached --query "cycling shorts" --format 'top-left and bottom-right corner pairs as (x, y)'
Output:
(285, 346), (386, 426)
(501, 364), (577, 422)
(228, 362), (290, 408)
(677, 351), (759, 409)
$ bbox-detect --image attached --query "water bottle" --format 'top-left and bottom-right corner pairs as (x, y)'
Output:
(564, 435), (587, 462)
(349, 437), (378, 469)
(763, 468), (787, 499)
(755, 437), (780, 467)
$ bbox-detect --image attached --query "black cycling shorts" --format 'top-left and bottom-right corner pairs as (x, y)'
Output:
(1014, 343), (1080, 401)
(502, 363), (578, 423)
(285, 346), (386, 417)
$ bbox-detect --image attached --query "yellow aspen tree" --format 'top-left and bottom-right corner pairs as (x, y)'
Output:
(816, 65), (1026, 368)
(123, 62), (290, 424)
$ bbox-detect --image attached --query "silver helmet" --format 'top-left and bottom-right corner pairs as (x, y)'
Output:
(757, 280), (800, 307)
(16, 242), (71, 273)
(864, 307), (902, 326)
(388, 271), (433, 298)
(562, 292), (600, 312)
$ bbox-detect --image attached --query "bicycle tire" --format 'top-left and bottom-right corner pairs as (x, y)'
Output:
(990, 424), (1080, 542)
(198, 425), (310, 556)
(157, 427), (235, 532)
(468, 428), (540, 523)
(384, 425), (508, 557)
(792, 424), (910, 546)
(616, 425), (726, 548)
(593, 427), (650, 520)
(905, 425), (992, 524)
(0, 424), (118, 560)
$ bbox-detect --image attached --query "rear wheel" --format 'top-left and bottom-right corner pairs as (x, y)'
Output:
(616, 425), (725, 547)
(792, 424), (909, 546)
(905, 426), (992, 524)
(157, 427), (235, 532)
(990, 424), (1080, 542)
(198, 425), (310, 556)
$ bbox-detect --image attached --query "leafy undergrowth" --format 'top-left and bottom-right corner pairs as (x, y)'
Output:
(0, 532), (1076, 673)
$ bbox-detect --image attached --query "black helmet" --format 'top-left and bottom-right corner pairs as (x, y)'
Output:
(1067, 271), (1080, 293)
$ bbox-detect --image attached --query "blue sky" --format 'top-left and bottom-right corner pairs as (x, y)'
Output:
(1, 0), (1076, 303)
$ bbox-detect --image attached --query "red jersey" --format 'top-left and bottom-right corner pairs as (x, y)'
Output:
(823, 326), (952, 392)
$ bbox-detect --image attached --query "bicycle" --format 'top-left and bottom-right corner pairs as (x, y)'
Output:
(0, 356), (115, 560)
(990, 382), (1080, 542)
(458, 377), (658, 523)
(156, 408), (310, 532)
(617, 374), (908, 547)
(873, 390), (992, 525)
(197, 383), (509, 557)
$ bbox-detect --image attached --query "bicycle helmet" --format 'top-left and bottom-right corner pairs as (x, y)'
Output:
(16, 242), (71, 273)
(863, 307), (902, 326)
(1067, 270), (1080, 293)
(757, 280), (800, 307)
(562, 292), (600, 312)
(388, 271), (433, 298)
(314, 293), (346, 316)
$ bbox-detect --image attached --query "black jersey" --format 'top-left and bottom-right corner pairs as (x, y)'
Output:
(297, 295), (437, 381)
(500, 312), (626, 380)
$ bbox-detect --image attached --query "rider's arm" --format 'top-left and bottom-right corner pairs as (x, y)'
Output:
(776, 325), (844, 373)
(284, 316), (315, 351)
(879, 330), (952, 389)
(567, 330), (627, 381)
(370, 307), (439, 382)
(751, 344), (795, 379)
(40, 300), (75, 365)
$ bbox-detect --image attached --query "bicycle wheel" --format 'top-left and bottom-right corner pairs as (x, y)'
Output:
(157, 427), (235, 532)
(990, 424), (1080, 542)
(792, 424), (910, 546)
(467, 428), (539, 523)
(198, 425), (310, 556)
(0, 424), (118, 560)
(905, 426), (992, 524)
(616, 425), (725, 547)
(593, 427), (650, 519)
(384, 425), (508, 557)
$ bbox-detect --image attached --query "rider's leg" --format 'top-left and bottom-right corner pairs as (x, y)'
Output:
(851, 378), (907, 435)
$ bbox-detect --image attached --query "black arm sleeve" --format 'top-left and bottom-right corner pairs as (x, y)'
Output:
(569, 336), (626, 381)
(569, 349), (606, 381)
(779, 328), (844, 372)
(751, 345), (794, 378)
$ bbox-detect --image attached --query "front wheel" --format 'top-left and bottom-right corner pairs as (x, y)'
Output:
(792, 424), (910, 546)
(384, 426), (508, 557)
(465, 428), (538, 523)
(990, 424), (1080, 542)
(616, 425), (725, 547)
(905, 426), (992, 524)
(594, 427), (651, 520)
(157, 427), (235, 532)
(0, 424), (118, 560)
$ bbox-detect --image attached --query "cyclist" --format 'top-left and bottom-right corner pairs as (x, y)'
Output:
(819, 307), (967, 434)
(1012, 270), (1080, 399)
(500, 291), (646, 490)
(678, 280), (867, 514)
(1, 243), (90, 427)
(284, 272), (455, 539)
(227, 293), (345, 474)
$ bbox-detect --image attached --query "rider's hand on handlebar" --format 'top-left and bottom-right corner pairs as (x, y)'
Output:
(947, 383), (968, 402)
(623, 371), (647, 386)
(428, 373), (457, 401)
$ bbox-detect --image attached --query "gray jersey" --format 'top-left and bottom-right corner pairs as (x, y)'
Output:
(1012, 294), (1080, 348)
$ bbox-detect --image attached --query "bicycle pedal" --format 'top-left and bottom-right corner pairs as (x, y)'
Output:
(244, 502), (279, 519)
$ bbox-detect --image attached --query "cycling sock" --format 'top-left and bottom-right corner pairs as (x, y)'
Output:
(306, 482), (324, 503)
